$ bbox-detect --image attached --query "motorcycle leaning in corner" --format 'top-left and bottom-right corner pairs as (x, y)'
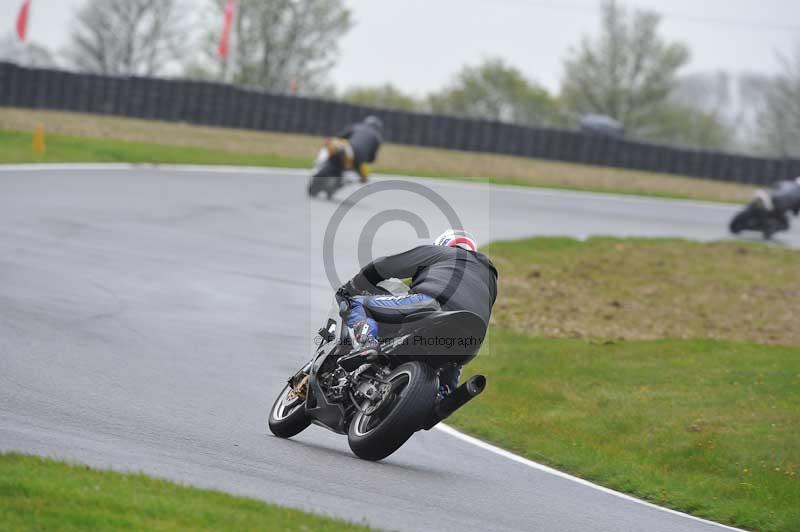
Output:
(268, 281), (487, 461)
(729, 180), (800, 239)
(307, 138), (371, 200)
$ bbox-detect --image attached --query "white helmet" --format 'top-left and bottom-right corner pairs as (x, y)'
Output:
(433, 229), (477, 252)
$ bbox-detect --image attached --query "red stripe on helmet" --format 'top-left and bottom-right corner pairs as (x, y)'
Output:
(447, 237), (477, 251)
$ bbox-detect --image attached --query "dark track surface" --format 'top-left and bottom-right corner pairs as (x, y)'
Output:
(0, 166), (769, 531)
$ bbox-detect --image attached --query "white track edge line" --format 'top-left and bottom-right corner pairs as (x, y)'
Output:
(435, 423), (744, 531)
(0, 163), (737, 211)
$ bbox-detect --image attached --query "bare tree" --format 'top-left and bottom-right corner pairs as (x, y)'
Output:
(755, 44), (800, 158)
(64, 0), (187, 76)
(193, 0), (352, 93)
(561, 0), (690, 136)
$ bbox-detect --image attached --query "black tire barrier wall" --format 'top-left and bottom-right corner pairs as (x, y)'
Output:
(2, 62), (799, 185)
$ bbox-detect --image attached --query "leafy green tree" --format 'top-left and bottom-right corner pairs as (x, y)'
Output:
(637, 105), (732, 149)
(561, 0), (690, 136)
(427, 58), (559, 126)
(667, 71), (762, 150)
(341, 83), (421, 111)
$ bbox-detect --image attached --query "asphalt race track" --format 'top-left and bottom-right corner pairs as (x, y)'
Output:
(3, 165), (786, 531)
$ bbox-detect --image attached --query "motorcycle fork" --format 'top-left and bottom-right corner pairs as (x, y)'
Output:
(287, 361), (312, 394)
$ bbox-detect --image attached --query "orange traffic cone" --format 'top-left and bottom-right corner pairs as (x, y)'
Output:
(33, 125), (46, 155)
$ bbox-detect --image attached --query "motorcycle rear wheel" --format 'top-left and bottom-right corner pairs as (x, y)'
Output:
(762, 215), (789, 240)
(347, 362), (438, 461)
(268, 382), (311, 438)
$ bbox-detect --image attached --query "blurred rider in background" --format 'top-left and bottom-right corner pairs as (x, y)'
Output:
(753, 176), (800, 224)
(328, 115), (384, 183)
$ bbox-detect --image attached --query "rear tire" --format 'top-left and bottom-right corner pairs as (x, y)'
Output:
(347, 362), (438, 461)
(762, 215), (789, 240)
(268, 383), (311, 438)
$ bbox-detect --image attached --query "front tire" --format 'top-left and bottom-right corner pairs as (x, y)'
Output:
(308, 160), (342, 199)
(268, 383), (311, 438)
(308, 176), (323, 197)
(729, 209), (752, 234)
(347, 362), (438, 461)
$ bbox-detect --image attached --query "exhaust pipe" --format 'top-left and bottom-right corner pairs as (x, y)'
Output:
(424, 375), (487, 430)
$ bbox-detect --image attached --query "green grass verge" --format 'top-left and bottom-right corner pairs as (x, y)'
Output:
(373, 169), (729, 202)
(0, 130), (309, 168)
(450, 335), (799, 531)
(489, 237), (800, 346)
(0, 453), (370, 531)
(445, 238), (800, 531)
(0, 128), (745, 203)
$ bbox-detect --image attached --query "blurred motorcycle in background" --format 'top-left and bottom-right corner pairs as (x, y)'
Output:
(307, 138), (370, 199)
(729, 195), (790, 240)
(729, 179), (800, 239)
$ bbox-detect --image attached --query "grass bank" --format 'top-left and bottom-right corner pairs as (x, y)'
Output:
(0, 129), (308, 168)
(0, 107), (754, 203)
(490, 237), (800, 345)
(448, 237), (800, 531)
(0, 453), (370, 531)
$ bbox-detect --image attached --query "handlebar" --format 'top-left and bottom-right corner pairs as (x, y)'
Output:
(335, 289), (351, 316)
(335, 281), (397, 315)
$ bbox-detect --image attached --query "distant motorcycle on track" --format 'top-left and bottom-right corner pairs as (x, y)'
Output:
(729, 180), (800, 239)
(268, 284), (487, 461)
(307, 138), (367, 200)
(728, 199), (790, 240)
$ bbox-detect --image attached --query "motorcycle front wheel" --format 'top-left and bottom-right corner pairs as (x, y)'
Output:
(347, 362), (438, 461)
(729, 209), (754, 234)
(268, 382), (311, 438)
(307, 161), (342, 199)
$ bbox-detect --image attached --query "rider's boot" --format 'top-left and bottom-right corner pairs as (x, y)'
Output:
(337, 319), (380, 371)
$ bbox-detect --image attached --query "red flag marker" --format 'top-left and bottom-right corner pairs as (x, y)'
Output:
(16, 0), (31, 41)
(218, 0), (237, 59)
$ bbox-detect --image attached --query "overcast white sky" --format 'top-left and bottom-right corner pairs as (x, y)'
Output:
(2, 0), (799, 93)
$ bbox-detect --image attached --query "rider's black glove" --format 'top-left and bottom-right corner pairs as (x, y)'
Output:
(337, 279), (359, 298)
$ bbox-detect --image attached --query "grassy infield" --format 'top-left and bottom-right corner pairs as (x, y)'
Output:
(457, 238), (800, 531)
(1, 110), (799, 531)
